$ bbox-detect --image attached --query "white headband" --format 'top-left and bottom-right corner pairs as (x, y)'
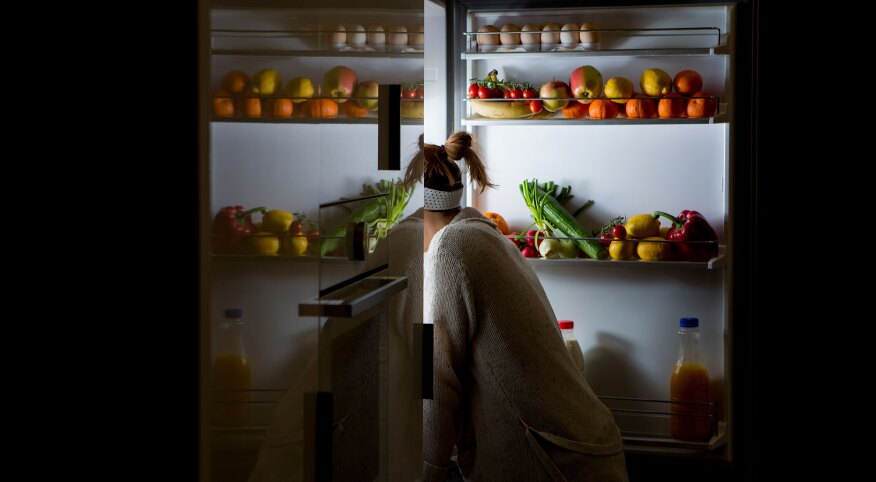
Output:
(424, 186), (463, 211)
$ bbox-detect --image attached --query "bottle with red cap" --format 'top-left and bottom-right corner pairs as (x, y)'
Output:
(558, 320), (586, 378)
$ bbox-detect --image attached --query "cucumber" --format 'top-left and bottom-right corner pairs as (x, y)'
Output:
(536, 186), (607, 259)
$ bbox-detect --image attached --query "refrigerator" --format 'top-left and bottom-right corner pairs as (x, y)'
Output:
(199, 0), (757, 479)
(438, 0), (756, 476)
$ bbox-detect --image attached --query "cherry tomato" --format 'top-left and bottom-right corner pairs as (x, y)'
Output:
(468, 83), (479, 98)
(503, 89), (513, 99)
(599, 233), (613, 247)
(416, 85), (424, 99)
(522, 88), (538, 99)
(509, 88), (523, 99)
(612, 225), (627, 240)
(530, 100), (543, 114)
(478, 85), (490, 99)
(402, 86), (418, 99)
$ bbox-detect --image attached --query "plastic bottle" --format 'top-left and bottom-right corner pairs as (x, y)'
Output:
(670, 317), (711, 441)
(558, 320), (586, 378)
(213, 308), (251, 427)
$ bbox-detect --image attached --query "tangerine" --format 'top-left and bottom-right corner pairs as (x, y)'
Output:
(482, 212), (510, 235)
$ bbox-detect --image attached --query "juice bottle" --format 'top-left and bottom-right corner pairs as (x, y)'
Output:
(670, 317), (712, 441)
(213, 308), (251, 427)
(558, 320), (586, 378)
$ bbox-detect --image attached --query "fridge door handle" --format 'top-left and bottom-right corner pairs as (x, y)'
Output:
(414, 323), (434, 400)
(378, 84), (401, 171)
(303, 391), (333, 482)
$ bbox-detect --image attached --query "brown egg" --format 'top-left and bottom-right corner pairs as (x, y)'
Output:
(477, 25), (500, 45)
(520, 24), (541, 45)
(579, 22), (601, 44)
(499, 24), (521, 45)
(541, 23), (561, 44)
(409, 25), (424, 45)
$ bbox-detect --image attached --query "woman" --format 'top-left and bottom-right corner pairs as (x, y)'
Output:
(413, 132), (629, 482)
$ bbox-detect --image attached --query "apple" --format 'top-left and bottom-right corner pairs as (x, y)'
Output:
(569, 65), (603, 104)
(539, 80), (571, 112)
(355, 80), (379, 111)
(323, 66), (357, 103)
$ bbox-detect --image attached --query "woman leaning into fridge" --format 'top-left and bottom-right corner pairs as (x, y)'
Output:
(412, 132), (630, 482)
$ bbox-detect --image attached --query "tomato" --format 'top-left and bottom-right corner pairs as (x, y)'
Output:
(402, 86), (418, 99)
(467, 83), (479, 98)
(529, 100), (543, 114)
(509, 87), (523, 99)
(478, 85), (498, 99)
(503, 89), (513, 99)
(599, 233), (613, 247)
(612, 225), (627, 240)
(522, 88), (538, 99)
(416, 85), (424, 99)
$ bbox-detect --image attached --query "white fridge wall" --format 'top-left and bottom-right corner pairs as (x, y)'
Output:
(469, 123), (727, 403)
(424, 0), (447, 144)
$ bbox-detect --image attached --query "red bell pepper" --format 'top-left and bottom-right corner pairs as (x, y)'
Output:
(652, 210), (719, 262)
(211, 205), (266, 254)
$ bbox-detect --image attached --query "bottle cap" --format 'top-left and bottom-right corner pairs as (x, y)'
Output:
(679, 317), (699, 327)
(225, 308), (243, 319)
(558, 320), (574, 329)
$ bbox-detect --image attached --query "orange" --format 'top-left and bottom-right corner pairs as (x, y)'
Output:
(686, 92), (717, 118)
(626, 96), (655, 118)
(482, 212), (509, 235)
(562, 102), (588, 118)
(266, 98), (293, 117)
(221, 70), (250, 95)
(238, 92), (262, 118)
(341, 99), (370, 118)
(588, 99), (617, 119)
(673, 70), (703, 96)
(657, 93), (685, 118)
(304, 98), (338, 118)
(213, 90), (235, 117)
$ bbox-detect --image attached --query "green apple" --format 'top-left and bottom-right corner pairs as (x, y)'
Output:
(284, 77), (314, 104)
(355, 80), (379, 111)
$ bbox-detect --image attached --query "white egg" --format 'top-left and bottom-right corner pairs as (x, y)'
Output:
(579, 22), (601, 44)
(388, 25), (408, 46)
(477, 25), (500, 46)
(499, 24), (520, 45)
(541, 23), (561, 44)
(560, 23), (579, 46)
(347, 24), (366, 46)
(520, 24), (541, 44)
(366, 25), (385, 45)
(409, 25), (424, 45)
(329, 24), (345, 45)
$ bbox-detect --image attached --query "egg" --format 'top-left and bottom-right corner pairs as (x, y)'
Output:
(477, 25), (500, 46)
(347, 24), (366, 46)
(409, 25), (424, 45)
(560, 23), (579, 46)
(541, 23), (561, 44)
(388, 25), (408, 46)
(579, 22), (601, 44)
(499, 24), (520, 45)
(520, 24), (541, 44)
(329, 24), (346, 45)
(367, 25), (385, 46)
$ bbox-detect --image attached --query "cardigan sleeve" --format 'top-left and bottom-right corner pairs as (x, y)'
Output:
(422, 243), (476, 482)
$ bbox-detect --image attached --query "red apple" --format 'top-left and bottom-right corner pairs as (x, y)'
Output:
(569, 65), (603, 104)
(323, 66), (357, 103)
(355, 80), (379, 110)
(539, 80), (572, 112)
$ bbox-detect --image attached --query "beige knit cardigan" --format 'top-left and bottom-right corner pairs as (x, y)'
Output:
(423, 208), (629, 482)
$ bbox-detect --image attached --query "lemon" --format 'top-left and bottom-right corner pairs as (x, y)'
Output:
(284, 77), (314, 103)
(244, 233), (280, 255)
(640, 68), (672, 97)
(604, 77), (633, 104)
(251, 69), (282, 96)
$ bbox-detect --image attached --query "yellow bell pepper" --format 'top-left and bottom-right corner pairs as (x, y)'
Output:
(262, 210), (294, 234)
(625, 214), (660, 238)
(636, 237), (668, 261)
(244, 232), (280, 255)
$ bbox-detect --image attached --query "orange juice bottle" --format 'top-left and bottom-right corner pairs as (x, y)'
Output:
(670, 317), (712, 441)
(213, 308), (251, 427)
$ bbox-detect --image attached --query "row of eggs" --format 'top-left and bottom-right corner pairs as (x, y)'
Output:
(328, 25), (425, 46)
(476, 22), (601, 46)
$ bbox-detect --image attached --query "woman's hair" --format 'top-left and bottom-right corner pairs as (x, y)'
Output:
(404, 131), (496, 193)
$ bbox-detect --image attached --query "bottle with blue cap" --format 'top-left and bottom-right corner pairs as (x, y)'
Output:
(213, 308), (251, 427)
(669, 317), (711, 441)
